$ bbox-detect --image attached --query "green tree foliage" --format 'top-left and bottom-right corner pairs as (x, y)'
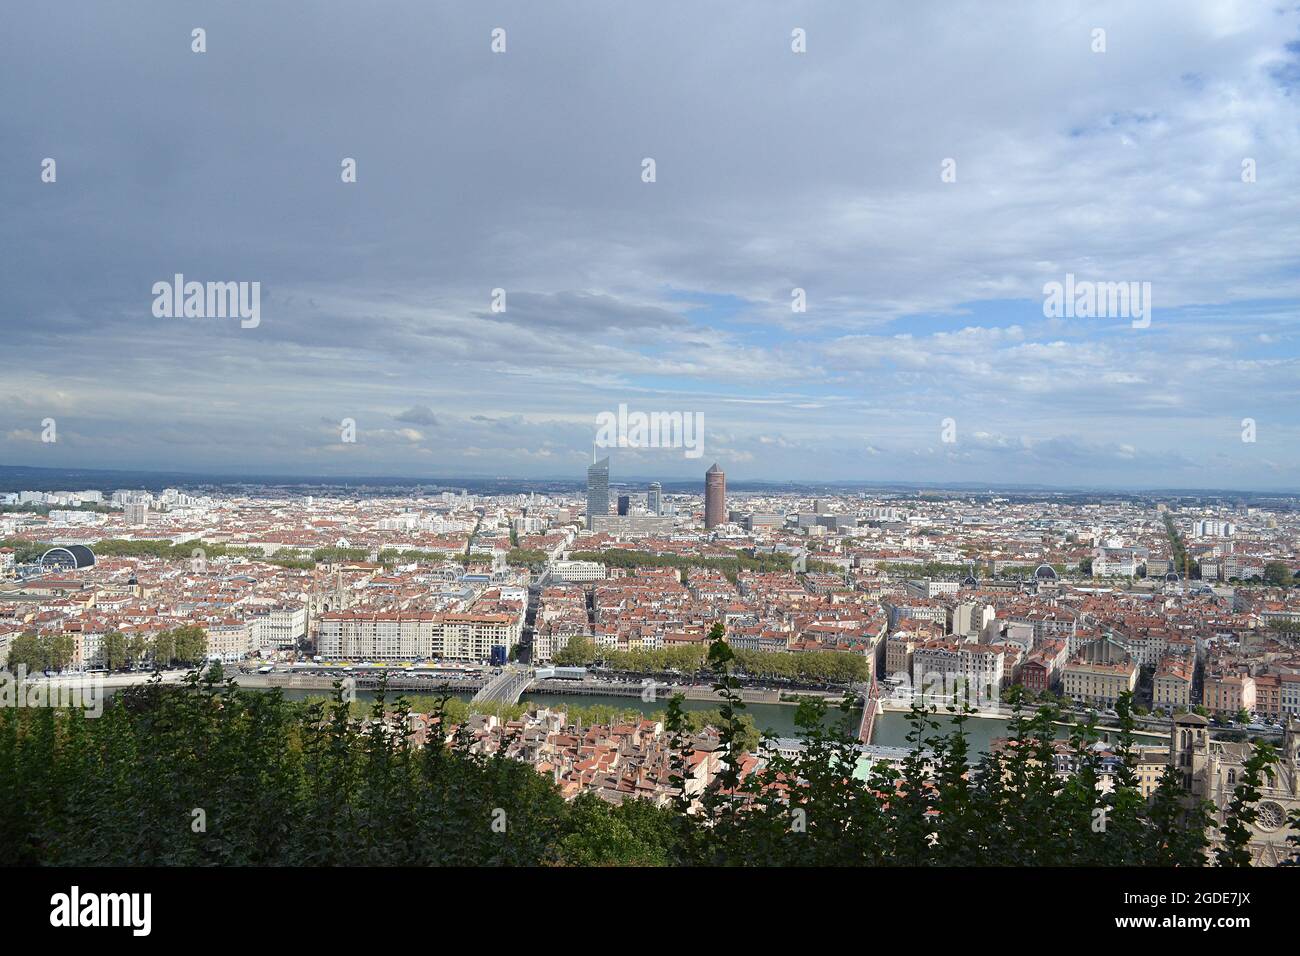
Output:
(506, 548), (549, 565)
(1161, 515), (1200, 579)
(587, 643), (868, 685)
(310, 546), (370, 564)
(1286, 808), (1300, 866)
(5, 633), (76, 673)
(0, 538), (55, 563)
(7, 626), (208, 674)
(92, 539), (219, 560)
(103, 631), (128, 671)
(1262, 561), (1294, 587)
(567, 548), (839, 581)
(0, 631), (1278, 867)
(553, 635), (597, 666)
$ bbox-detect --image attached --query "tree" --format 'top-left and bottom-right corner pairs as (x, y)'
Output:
(1286, 808), (1300, 866)
(49, 634), (75, 672)
(5, 632), (75, 673)
(170, 624), (208, 665)
(693, 621), (751, 864)
(554, 635), (596, 666)
(0, 654), (1281, 868)
(5, 633), (43, 672)
(553, 793), (673, 866)
(125, 634), (148, 669)
(1263, 562), (1294, 587)
(152, 629), (176, 667)
(103, 631), (128, 671)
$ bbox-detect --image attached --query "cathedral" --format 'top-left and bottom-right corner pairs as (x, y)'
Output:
(1170, 712), (1300, 866)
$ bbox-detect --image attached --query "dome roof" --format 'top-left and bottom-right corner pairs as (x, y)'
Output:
(39, 545), (96, 570)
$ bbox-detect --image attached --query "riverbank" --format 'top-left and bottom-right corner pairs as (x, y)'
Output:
(875, 699), (1170, 750)
(232, 670), (838, 706)
(259, 686), (860, 739)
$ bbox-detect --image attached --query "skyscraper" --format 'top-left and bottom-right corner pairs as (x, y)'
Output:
(647, 481), (662, 516)
(617, 494), (630, 516)
(704, 462), (726, 529)
(586, 457), (610, 530)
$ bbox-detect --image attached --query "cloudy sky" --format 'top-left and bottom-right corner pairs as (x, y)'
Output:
(3, 1), (1300, 489)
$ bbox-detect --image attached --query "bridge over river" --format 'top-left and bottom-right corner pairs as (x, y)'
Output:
(471, 666), (536, 705)
(857, 676), (882, 743)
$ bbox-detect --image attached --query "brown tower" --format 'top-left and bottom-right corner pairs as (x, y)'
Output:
(704, 462), (726, 529)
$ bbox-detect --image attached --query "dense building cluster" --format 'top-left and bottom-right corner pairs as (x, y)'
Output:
(5, 477), (1300, 862)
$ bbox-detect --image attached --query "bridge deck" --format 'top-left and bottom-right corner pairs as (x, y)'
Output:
(471, 667), (535, 706)
(857, 677), (882, 743)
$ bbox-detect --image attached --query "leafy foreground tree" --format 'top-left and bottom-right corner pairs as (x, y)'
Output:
(0, 632), (1282, 866)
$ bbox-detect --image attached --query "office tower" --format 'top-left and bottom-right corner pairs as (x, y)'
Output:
(648, 482), (662, 516)
(705, 462), (726, 529)
(617, 494), (631, 516)
(586, 457), (610, 530)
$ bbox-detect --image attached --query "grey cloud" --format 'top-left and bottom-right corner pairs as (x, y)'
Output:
(1, 1), (1299, 487)
(395, 406), (440, 427)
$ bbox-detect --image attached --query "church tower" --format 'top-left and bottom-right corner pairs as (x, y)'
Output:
(1169, 712), (1211, 797)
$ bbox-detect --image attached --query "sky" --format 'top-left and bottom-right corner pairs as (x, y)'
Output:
(2, 0), (1300, 490)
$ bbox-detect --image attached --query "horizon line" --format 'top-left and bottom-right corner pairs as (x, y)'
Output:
(0, 462), (1296, 499)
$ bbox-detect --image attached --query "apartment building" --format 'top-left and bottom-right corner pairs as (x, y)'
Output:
(911, 639), (1004, 704)
(1153, 654), (1194, 712)
(206, 619), (254, 662)
(550, 560), (606, 583)
(316, 607), (522, 662)
(1202, 672), (1256, 717)
(316, 611), (438, 660)
(439, 611), (523, 660)
(1254, 673), (1283, 721)
(885, 631), (917, 680)
(1061, 637), (1138, 708)
(953, 601), (995, 639)
(1092, 548), (1146, 578)
(250, 604), (308, 651)
(1281, 674), (1300, 719)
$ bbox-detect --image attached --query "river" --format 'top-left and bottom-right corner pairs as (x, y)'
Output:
(870, 709), (1169, 754)
(265, 688), (1169, 759)
(271, 687), (856, 739)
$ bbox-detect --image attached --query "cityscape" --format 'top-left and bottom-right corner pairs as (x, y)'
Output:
(3, 465), (1300, 870)
(3, 0), (1299, 931)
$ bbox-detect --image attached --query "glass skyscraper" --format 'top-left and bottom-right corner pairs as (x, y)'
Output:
(586, 457), (610, 530)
